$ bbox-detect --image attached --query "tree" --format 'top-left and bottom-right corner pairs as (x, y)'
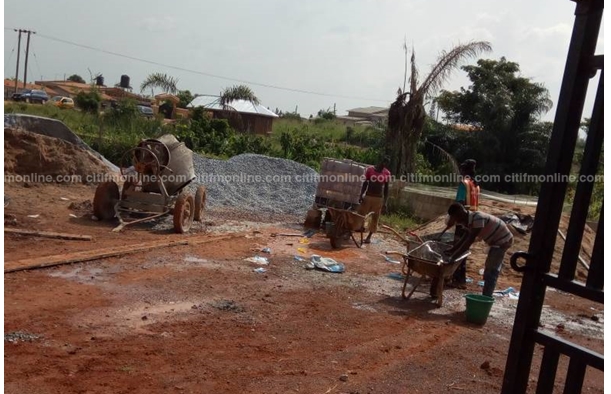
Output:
(317, 108), (336, 120)
(436, 57), (553, 193)
(67, 74), (86, 84)
(140, 73), (179, 95)
(387, 41), (492, 177)
(219, 85), (259, 107)
(177, 90), (195, 109)
(74, 90), (101, 114)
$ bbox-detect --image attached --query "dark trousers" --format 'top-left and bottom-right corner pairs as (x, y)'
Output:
(451, 225), (468, 283)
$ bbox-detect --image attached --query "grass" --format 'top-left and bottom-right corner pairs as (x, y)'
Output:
(380, 212), (422, 233)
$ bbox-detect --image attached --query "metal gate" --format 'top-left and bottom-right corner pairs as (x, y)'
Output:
(501, 0), (603, 393)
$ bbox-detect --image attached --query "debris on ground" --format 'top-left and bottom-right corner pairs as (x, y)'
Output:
(5, 331), (40, 343)
(211, 300), (245, 313)
(253, 267), (267, 273)
(244, 256), (270, 265)
(382, 254), (401, 264)
(306, 255), (345, 273)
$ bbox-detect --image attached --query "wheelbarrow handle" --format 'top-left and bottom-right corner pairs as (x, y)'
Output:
(406, 231), (424, 244)
(386, 251), (408, 259)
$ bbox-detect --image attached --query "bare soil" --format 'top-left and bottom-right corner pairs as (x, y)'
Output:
(4, 183), (604, 394)
(4, 128), (113, 183)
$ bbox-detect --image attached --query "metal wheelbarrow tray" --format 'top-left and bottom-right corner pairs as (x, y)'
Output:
(388, 241), (470, 307)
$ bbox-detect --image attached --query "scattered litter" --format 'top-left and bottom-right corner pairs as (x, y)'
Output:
(253, 267), (267, 273)
(308, 255), (345, 273)
(479, 268), (485, 275)
(299, 238), (310, 244)
(477, 280), (485, 287)
(244, 256), (269, 265)
(60, 197), (70, 201)
(261, 247), (272, 254)
(4, 196), (10, 208)
(382, 254), (401, 264)
(27, 214), (40, 218)
(293, 255), (306, 262)
(297, 247), (307, 254)
(494, 287), (520, 299)
(69, 214), (78, 218)
(466, 278), (473, 283)
(387, 272), (405, 281)
(500, 212), (534, 234)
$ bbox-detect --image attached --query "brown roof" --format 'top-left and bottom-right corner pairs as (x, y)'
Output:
(4, 79), (43, 90)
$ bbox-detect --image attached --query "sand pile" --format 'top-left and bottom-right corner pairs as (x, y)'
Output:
(409, 200), (594, 284)
(4, 128), (114, 184)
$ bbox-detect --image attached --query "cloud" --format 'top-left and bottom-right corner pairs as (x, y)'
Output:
(137, 16), (176, 33)
(525, 23), (572, 40)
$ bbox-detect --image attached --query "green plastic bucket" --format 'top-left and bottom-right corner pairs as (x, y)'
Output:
(465, 294), (495, 325)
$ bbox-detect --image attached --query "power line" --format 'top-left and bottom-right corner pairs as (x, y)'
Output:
(5, 46), (15, 70)
(4, 28), (389, 103)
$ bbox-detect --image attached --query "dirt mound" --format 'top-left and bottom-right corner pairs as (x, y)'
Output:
(4, 128), (114, 184)
(410, 200), (594, 285)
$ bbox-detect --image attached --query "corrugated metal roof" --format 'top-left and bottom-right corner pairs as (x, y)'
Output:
(188, 96), (278, 118)
(347, 106), (388, 115)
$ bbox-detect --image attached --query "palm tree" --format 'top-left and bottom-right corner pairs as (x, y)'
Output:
(386, 41), (492, 177)
(217, 85), (260, 132)
(140, 73), (179, 95)
(219, 85), (260, 107)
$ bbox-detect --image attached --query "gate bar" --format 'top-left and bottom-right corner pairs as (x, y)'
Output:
(586, 204), (604, 289)
(558, 70), (604, 280)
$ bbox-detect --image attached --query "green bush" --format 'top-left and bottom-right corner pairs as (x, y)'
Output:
(74, 90), (101, 114)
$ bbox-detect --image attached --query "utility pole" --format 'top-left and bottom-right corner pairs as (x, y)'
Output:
(23, 30), (36, 89)
(14, 29), (22, 94)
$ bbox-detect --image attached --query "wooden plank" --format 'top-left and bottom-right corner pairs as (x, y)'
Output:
(4, 234), (242, 273)
(4, 228), (93, 241)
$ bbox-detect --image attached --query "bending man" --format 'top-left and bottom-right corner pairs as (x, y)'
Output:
(445, 203), (513, 297)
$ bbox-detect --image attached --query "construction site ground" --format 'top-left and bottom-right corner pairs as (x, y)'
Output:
(4, 183), (604, 394)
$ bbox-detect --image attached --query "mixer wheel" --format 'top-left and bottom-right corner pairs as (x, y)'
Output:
(93, 181), (119, 220)
(173, 193), (194, 233)
(194, 186), (207, 221)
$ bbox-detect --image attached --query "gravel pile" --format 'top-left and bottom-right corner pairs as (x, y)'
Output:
(188, 153), (318, 217)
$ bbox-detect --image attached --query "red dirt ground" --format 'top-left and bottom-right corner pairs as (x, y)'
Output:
(4, 183), (604, 394)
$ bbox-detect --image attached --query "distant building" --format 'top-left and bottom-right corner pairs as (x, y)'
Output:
(4, 79), (58, 99)
(188, 96), (279, 135)
(33, 80), (150, 105)
(337, 106), (389, 127)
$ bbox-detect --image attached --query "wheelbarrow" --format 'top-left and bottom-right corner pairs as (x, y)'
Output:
(325, 207), (374, 249)
(387, 241), (470, 307)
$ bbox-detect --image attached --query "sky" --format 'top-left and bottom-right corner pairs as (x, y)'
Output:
(3, 0), (604, 120)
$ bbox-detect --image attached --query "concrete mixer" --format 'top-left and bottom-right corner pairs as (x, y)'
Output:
(93, 134), (206, 233)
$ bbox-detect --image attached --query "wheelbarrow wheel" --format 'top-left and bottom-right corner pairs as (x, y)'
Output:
(93, 181), (119, 220)
(194, 185), (206, 222)
(173, 193), (195, 233)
